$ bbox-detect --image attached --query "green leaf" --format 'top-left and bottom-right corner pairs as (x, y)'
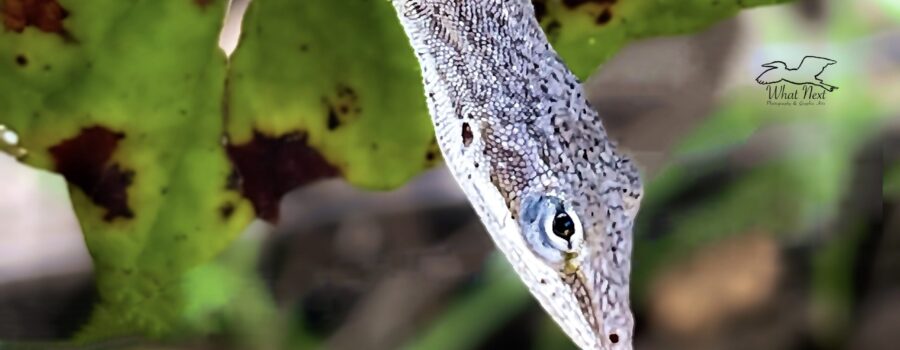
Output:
(225, 0), (437, 221)
(0, 0), (253, 340)
(180, 232), (283, 349)
(534, 0), (792, 79)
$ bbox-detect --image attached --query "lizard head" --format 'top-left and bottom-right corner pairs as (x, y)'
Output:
(512, 163), (642, 350)
(462, 103), (644, 350)
(390, 0), (644, 348)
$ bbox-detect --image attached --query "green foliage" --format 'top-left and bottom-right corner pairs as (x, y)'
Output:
(227, 0), (438, 191)
(180, 234), (282, 349)
(0, 0), (254, 340)
(535, 0), (791, 79)
(0, 0), (794, 344)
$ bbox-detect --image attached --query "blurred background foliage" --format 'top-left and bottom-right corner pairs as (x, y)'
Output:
(0, 0), (897, 349)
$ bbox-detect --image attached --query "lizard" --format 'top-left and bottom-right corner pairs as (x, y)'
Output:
(389, 0), (643, 349)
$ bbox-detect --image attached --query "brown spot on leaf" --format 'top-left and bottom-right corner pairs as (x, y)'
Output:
(15, 54), (27, 66)
(225, 169), (240, 191)
(49, 126), (135, 221)
(327, 108), (340, 130)
(226, 130), (339, 223)
(219, 202), (235, 220)
(461, 122), (473, 147)
(194, 0), (213, 9)
(2, 0), (70, 38)
(424, 137), (441, 166)
(596, 7), (612, 25)
(323, 84), (361, 131)
(544, 20), (561, 42)
(559, 0), (616, 27)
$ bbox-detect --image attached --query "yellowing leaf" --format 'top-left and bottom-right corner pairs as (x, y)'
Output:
(0, 0), (253, 340)
(225, 0), (437, 222)
(534, 0), (791, 78)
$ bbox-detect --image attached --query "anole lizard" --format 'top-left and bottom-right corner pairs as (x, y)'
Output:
(390, 1), (643, 349)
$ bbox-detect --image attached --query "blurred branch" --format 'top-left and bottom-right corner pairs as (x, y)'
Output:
(323, 221), (493, 350)
(278, 168), (466, 233)
(400, 258), (530, 350)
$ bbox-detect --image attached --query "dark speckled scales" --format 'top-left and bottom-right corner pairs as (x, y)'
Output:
(391, 1), (642, 349)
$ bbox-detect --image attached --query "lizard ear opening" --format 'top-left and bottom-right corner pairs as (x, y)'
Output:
(519, 194), (584, 267)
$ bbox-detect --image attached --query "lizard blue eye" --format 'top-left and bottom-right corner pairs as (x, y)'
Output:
(518, 194), (584, 266)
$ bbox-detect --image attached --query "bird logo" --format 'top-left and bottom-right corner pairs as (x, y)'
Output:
(756, 56), (838, 92)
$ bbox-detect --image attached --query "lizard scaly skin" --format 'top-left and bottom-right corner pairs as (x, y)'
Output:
(390, 1), (643, 349)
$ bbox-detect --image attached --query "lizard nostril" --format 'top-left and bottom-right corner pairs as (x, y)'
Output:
(609, 333), (619, 344)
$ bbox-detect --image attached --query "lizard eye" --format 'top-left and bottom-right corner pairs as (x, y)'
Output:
(552, 212), (576, 239)
(519, 194), (584, 266)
